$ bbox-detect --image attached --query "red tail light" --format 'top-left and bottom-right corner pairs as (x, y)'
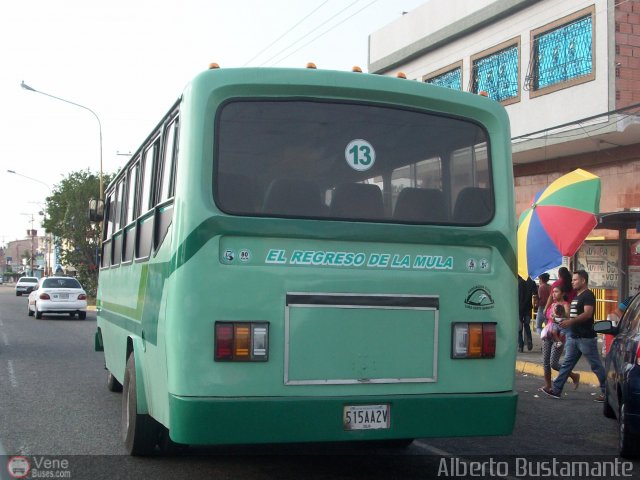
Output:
(215, 324), (234, 360)
(482, 323), (496, 358)
(39, 293), (51, 300)
(78, 294), (87, 300)
(452, 323), (496, 359)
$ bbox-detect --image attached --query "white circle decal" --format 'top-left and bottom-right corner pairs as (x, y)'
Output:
(345, 139), (376, 172)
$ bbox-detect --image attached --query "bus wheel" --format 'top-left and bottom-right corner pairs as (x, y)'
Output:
(122, 354), (158, 455)
(107, 371), (123, 392)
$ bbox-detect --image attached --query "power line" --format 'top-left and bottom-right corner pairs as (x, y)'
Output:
(272, 0), (380, 67)
(243, 1), (330, 67)
(259, 0), (363, 67)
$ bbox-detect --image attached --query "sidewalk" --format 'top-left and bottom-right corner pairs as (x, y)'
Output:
(515, 330), (603, 387)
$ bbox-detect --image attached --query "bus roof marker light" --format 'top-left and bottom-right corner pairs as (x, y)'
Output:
(396, 72), (407, 79)
(352, 66), (362, 73)
(209, 62), (220, 69)
(306, 62), (317, 69)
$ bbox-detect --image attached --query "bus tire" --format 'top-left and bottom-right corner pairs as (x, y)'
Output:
(122, 354), (158, 455)
(107, 371), (123, 392)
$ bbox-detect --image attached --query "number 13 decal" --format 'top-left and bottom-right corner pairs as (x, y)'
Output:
(345, 139), (376, 172)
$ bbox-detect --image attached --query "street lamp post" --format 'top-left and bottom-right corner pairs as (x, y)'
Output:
(20, 81), (104, 201)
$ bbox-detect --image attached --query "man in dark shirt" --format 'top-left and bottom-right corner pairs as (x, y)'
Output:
(541, 270), (606, 401)
(517, 276), (537, 352)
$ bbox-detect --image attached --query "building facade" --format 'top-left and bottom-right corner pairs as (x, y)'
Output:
(369, 0), (640, 298)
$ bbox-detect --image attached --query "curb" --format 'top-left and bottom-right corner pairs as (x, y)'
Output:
(515, 360), (599, 386)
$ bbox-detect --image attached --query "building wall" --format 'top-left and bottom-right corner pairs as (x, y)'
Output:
(369, 0), (612, 139)
(615, 0), (640, 107)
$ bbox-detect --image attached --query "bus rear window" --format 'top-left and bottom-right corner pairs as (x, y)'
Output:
(215, 100), (493, 225)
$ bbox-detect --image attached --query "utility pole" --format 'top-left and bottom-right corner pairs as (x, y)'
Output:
(21, 213), (36, 276)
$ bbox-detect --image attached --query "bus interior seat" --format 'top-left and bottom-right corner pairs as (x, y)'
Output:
(330, 183), (384, 220)
(393, 187), (447, 222)
(262, 178), (324, 217)
(217, 173), (260, 214)
(453, 187), (492, 223)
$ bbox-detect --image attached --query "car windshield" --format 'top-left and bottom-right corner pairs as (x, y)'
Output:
(42, 278), (82, 289)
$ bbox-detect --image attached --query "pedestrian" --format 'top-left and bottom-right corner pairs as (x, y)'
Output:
(539, 286), (580, 392)
(541, 270), (606, 401)
(518, 276), (537, 352)
(543, 267), (575, 315)
(535, 273), (551, 334)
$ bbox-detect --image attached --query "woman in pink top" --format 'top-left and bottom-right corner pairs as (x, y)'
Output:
(539, 285), (580, 392)
(543, 267), (576, 314)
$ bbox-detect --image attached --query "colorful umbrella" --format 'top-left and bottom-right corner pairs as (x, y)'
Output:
(518, 169), (600, 279)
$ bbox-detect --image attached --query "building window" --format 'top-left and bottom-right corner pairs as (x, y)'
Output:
(528, 6), (595, 97)
(423, 61), (463, 90)
(470, 38), (520, 105)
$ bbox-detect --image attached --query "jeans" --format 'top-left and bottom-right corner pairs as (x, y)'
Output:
(535, 306), (546, 333)
(553, 336), (606, 394)
(518, 315), (532, 350)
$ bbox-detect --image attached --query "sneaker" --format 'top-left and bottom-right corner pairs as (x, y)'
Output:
(541, 387), (561, 399)
(527, 341), (533, 351)
(594, 394), (605, 403)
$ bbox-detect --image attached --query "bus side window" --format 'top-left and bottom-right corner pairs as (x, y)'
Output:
(155, 117), (179, 250)
(136, 138), (159, 260)
(112, 180), (124, 266)
(159, 117), (178, 202)
(122, 161), (139, 263)
(101, 191), (115, 268)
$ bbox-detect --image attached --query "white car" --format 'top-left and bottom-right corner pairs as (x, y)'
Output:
(15, 276), (39, 296)
(27, 276), (88, 319)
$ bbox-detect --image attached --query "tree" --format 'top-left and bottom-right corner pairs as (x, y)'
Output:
(43, 170), (114, 296)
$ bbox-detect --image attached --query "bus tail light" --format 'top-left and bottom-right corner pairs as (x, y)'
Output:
(215, 322), (269, 362)
(452, 323), (496, 359)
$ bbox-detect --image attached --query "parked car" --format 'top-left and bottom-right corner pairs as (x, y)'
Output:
(15, 276), (39, 296)
(594, 292), (640, 458)
(27, 276), (87, 320)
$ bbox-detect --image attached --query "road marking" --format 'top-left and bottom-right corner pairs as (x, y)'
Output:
(413, 441), (520, 480)
(6, 360), (18, 388)
(2, 332), (9, 346)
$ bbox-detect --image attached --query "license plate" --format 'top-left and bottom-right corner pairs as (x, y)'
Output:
(343, 404), (390, 430)
(54, 293), (69, 299)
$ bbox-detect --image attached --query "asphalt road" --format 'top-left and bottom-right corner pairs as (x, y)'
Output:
(0, 284), (638, 479)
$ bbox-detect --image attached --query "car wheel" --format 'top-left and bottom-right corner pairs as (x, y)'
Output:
(68, 313), (76, 319)
(603, 387), (616, 419)
(78, 311), (87, 320)
(27, 303), (34, 317)
(619, 402), (640, 458)
(107, 370), (123, 392)
(16, 292), (21, 297)
(35, 305), (43, 319)
(122, 354), (159, 455)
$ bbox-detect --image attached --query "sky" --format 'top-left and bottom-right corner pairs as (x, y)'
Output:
(0, 0), (427, 244)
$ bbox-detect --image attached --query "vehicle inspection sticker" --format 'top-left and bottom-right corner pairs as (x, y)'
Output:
(345, 139), (375, 172)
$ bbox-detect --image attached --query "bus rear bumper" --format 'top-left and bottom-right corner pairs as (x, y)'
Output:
(168, 391), (517, 445)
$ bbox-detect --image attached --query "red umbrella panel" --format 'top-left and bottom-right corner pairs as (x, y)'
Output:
(518, 169), (600, 279)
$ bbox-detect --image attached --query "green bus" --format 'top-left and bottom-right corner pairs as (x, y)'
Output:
(95, 65), (518, 455)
